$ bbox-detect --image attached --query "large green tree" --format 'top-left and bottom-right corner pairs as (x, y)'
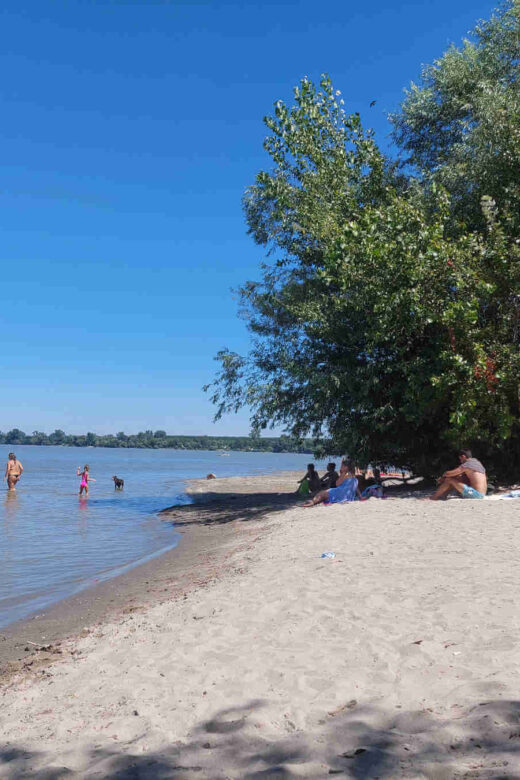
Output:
(207, 65), (520, 478)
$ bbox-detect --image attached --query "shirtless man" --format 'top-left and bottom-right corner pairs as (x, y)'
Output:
(429, 449), (487, 500)
(4, 452), (24, 491)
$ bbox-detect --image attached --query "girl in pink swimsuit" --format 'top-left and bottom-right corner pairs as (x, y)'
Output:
(77, 465), (95, 496)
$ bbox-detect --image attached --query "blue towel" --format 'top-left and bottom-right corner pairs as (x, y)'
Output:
(327, 477), (358, 504)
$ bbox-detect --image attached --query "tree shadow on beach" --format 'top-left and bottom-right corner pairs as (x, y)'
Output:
(160, 490), (305, 528)
(2, 697), (520, 778)
(160, 477), (431, 529)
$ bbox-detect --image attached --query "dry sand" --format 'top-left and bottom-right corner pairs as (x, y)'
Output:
(1, 472), (520, 778)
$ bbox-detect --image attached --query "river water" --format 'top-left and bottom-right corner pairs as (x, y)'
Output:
(0, 446), (324, 628)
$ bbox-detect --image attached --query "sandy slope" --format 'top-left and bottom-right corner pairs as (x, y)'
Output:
(1, 475), (520, 778)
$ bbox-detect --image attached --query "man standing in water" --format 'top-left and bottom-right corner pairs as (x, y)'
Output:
(429, 449), (487, 500)
(4, 452), (24, 491)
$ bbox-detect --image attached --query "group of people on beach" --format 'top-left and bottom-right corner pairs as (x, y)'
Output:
(295, 448), (488, 506)
(297, 460), (373, 506)
(4, 449), (488, 501)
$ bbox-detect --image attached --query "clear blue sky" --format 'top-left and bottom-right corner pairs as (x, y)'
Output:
(1, 0), (496, 435)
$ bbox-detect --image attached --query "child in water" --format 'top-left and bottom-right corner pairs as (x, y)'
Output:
(77, 465), (95, 496)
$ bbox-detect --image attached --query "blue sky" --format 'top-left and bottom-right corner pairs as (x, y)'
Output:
(1, 0), (496, 435)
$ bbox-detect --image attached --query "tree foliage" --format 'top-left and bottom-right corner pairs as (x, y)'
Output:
(392, 0), (520, 231)
(207, 5), (520, 479)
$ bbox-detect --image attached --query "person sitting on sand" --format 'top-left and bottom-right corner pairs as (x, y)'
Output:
(296, 464), (321, 495)
(303, 460), (361, 507)
(4, 452), (23, 491)
(428, 449), (487, 500)
(320, 462), (339, 489)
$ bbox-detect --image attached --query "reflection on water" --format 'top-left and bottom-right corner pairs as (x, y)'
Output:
(3, 490), (20, 522)
(0, 446), (320, 628)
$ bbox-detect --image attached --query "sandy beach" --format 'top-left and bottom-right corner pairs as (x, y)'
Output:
(1, 472), (520, 778)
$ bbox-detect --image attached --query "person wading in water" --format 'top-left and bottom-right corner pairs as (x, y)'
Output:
(4, 452), (24, 491)
(77, 464), (96, 497)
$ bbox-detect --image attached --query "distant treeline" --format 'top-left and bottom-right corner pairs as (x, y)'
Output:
(0, 428), (314, 453)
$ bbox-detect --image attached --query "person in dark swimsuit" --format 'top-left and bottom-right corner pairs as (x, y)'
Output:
(296, 464), (321, 495)
(320, 463), (339, 489)
(4, 452), (23, 491)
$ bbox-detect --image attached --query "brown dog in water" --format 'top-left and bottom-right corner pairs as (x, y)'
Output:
(113, 476), (124, 489)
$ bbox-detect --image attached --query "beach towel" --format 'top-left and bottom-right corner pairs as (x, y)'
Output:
(327, 477), (358, 504)
(489, 490), (520, 500)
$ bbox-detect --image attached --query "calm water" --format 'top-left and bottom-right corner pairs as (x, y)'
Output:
(0, 446), (322, 628)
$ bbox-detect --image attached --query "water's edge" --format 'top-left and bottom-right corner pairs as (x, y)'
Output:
(1, 449), (321, 629)
(0, 472), (275, 677)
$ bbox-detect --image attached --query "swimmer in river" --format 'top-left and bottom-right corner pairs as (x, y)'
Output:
(4, 452), (23, 491)
(77, 464), (96, 497)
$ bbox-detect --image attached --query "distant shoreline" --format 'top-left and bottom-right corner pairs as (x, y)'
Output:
(0, 436), (314, 454)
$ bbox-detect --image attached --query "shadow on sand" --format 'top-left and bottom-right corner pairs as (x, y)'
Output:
(2, 697), (519, 777)
(159, 478), (428, 529)
(160, 490), (305, 528)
